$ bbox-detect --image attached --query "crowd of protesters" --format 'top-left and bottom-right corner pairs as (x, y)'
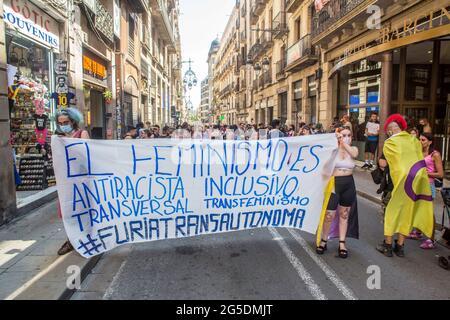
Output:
(122, 118), (349, 141)
(54, 108), (447, 268)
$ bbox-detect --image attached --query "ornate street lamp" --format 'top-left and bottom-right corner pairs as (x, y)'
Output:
(262, 57), (270, 69)
(181, 59), (198, 91)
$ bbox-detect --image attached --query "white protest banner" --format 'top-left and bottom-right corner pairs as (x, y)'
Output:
(51, 135), (338, 258)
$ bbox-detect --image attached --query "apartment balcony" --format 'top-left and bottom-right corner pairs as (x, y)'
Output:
(150, 0), (177, 53)
(248, 34), (272, 61)
(239, 93), (247, 111)
(285, 0), (304, 14)
(252, 0), (266, 16)
(250, 10), (258, 25)
(258, 75), (265, 88)
(141, 60), (149, 83)
(235, 55), (243, 75)
(220, 84), (232, 98)
(286, 34), (318, 72)
(276, 57), (287, 80)
(272, 11), (288, 39)
(260, 34), (273, 52)
(311, 0), (393, 45)
(248, 39), (262, 61)
(127, 0), (147, 13)
(240, 30), (246, 43)
(141, 25), (151, 51)
(234, 41), (240, 52)
(253, 79), (258, 91)
(241, 79), (247, 91)
(263, 70), (272, 86)
(250, 0), (267, 24)
(241, 3), (247, 17)
(81, 0), (114, 43)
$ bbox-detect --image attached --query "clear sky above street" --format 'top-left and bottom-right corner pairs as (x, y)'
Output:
(179, 0), (236, 111)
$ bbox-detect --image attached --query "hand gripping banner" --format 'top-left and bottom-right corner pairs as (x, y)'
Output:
(51, 135), (338, 258)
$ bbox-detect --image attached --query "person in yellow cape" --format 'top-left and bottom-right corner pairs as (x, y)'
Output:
(376, 114), (434, 257)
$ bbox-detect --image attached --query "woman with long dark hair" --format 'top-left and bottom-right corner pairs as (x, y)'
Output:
(409, 133), (444, 249)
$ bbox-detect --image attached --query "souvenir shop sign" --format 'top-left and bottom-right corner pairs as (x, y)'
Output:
(51, 135), (338, 258)
(3, 0), (60, 50)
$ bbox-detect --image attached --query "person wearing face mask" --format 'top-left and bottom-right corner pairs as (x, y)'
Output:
(55, 108), (89, 255)
(56, 108), (90, 139)
(316, 126), (359, 259)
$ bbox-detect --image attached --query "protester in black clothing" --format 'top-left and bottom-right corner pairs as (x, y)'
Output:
(373, 153), (394, 222)
(135, 122), (145, 138)
(124, 126), (137, 140)
(153, 125), (161, 137)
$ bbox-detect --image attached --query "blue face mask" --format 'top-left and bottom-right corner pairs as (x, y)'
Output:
(60, 124), (74, 134)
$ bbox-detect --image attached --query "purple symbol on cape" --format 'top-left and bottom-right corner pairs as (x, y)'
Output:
(404, 160), (433, 202)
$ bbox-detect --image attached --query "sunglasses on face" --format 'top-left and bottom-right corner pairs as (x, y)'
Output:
(342, 134), (352, 138)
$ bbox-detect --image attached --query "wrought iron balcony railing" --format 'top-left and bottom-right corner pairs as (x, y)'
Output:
(311, 0), (367, 39)
(250, 0), (267, 24)
(248, 38), (262, 60)
(263, 70), (272, 86)
(272, 11), (288, 39)
(142, 25), (151, 50)
(276, 57), (287, 79)
(285, 0), (304, 14)
(286, 34), (316, 67)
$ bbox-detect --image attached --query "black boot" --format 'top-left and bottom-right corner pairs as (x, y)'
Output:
(393, 240), (405, 257)
(376, 241), (393, 257)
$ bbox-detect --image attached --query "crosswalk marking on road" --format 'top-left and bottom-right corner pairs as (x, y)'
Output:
(268, 228), (327, 300)
(286, 229), (358, 300)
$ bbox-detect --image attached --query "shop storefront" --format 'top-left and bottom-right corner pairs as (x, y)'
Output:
(82, 50), (108, 139)
(335, 59), (381, 157)
(4, 0), (61, 192)
(325, 4), (450, 162)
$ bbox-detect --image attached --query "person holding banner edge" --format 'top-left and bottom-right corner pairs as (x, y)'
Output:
(316, 126), (359, 259)
(55, 107), (90, 256)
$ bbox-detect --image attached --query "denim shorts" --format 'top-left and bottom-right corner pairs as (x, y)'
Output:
(430, 183), (436, 200)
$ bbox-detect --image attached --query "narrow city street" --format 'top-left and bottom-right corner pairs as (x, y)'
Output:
(71, 196), (450, 300)
(1, 0), (450, 305)
(1, 168), (449, 301)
